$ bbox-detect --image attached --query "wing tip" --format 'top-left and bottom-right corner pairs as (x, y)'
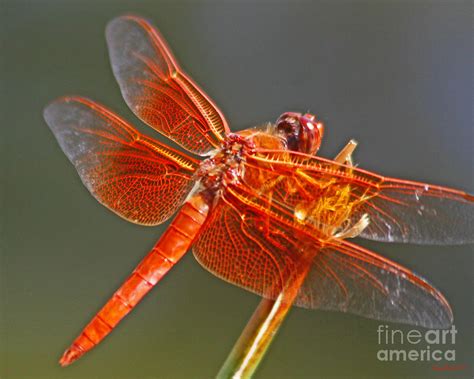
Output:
(105, 13), (150, 41)
(43, 96), (95, 125)
(431, 289), (454, 329)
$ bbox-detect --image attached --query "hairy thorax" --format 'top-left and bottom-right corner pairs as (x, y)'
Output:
(196, 124), (283, 197)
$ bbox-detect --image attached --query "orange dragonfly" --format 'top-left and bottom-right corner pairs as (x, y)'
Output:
(44, 15), (473, 369)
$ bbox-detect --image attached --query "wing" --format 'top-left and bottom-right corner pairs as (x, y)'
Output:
(193, 182), (453, 328)
(106, 15), (230, 156)
(44, 96), (199, 225)
(300, 239), (453, 328)
(242, 149), (474, 245)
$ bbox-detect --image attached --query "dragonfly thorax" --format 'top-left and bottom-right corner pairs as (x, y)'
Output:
(197, 133), (255, 197)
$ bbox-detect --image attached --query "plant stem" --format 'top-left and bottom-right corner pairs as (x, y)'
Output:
(215, 268), (308, 379)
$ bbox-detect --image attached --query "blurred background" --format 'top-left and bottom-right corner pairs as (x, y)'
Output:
(1, 1), (472, 378)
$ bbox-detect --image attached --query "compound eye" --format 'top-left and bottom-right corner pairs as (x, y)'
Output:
(276, 112), (302, 151)
(300, 113), (324, 155)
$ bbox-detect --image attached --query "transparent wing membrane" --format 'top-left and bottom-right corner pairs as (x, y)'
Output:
(244, 149), (474, 245)
(44, 97), (198, 225)
(106, 15), (230, 155)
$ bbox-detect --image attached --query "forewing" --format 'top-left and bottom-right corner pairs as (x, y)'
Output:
(244, 149), (474, 245)
(193, 183), (452, 328)
(356, 178), (474, 244)
(106, 15), (230, 156)
(44, 96), (198, 225)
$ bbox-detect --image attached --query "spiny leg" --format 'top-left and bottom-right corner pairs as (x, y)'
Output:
(332, 140), (370, 239)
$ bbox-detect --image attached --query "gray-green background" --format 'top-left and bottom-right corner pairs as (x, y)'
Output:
(1, 1), (472, 378)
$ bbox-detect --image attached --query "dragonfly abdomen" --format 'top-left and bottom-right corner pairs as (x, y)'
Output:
(59, 195), (209, 366)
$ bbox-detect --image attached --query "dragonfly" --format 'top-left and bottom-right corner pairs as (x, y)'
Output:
(44, 15), (473, 370)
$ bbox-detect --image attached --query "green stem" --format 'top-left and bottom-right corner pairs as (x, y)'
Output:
(216, 268), (308, 379)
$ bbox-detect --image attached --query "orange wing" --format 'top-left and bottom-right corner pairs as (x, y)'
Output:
(243, 149), (474, 245)
(44, 97), (199, 225)
(106, 15), (230, 156)
(193, 182), (453, 328)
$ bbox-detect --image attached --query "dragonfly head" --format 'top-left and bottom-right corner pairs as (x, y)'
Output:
(276, 112), (324, 155)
